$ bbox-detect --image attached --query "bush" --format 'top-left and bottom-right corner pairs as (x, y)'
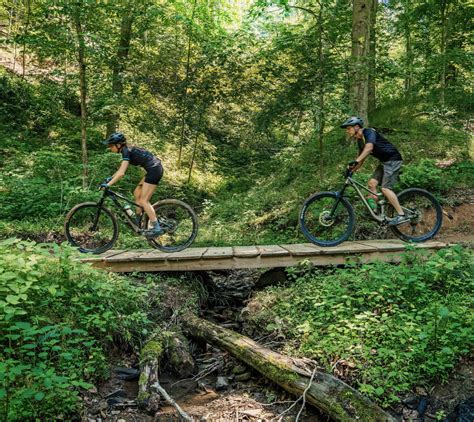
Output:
(0, 239), (153, 420)
(398, 159), (452, 193)
(248, 246), (474, 406)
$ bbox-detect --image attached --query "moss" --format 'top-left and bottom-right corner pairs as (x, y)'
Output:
(140, 339), (163, 363)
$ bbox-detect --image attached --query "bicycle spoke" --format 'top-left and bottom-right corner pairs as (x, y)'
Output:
(390, 189), (442, 242)
(65, 204), (118, 253)
(300, 193), (355, 246)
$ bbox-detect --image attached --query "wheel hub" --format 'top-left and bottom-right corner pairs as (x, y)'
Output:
(319, 210), (335, 227)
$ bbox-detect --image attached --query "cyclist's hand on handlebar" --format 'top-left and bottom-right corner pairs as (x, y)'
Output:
(104, 176), (112, 183)
(347, 160), (359, 169)
(99, 182), (109, 190)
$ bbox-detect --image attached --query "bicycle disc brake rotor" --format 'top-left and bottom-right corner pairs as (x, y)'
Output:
(319, 210), (335, 227)
(407, 208), (423, 224)
(160, 218), (178, 234)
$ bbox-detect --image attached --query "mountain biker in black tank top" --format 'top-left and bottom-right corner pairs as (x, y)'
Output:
(102, 132), (164, 237)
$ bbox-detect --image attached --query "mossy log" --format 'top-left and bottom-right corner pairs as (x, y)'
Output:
(183, 314), (398, 422)
(165, 332), (195, 378)
(138, 333), (164, 413)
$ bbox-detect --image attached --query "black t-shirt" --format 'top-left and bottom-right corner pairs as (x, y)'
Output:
(121, 146), (161, 171)
(357, 128), (402, 162)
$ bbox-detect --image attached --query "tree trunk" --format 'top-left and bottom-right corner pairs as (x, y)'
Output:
(439, 0), (447, 104)
(316, 3), (325, 180)
(368, 0), (377, 114)
(183, 314), (398, 422)
(350, 0), (373, 125)
(106, 8), (135, 137)
(21, 0), (31, 78)
(177, 0), (197, 168)
(73, 9), (88, 189)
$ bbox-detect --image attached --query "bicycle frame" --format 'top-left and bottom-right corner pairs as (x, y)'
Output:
(335, 172), (388, 223)
(95, 188), (145, 234)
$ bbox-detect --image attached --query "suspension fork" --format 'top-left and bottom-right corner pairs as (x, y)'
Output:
(329, 183), (349, 216)
(91, 194), (107, 231)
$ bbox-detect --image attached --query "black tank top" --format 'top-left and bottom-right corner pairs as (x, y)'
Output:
(121, 146), (161, 171)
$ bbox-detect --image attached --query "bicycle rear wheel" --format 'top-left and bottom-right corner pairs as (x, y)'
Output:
(64, 202), (119, 254)
(389, 188), (443, 242)
(144, 199), (198, 252)
(299, 192), (355, 247)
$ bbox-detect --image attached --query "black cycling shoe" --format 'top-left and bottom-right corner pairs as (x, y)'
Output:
(144, 222), (164, 238)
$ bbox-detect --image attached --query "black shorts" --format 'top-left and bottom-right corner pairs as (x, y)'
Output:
(144, 164), (163, 185)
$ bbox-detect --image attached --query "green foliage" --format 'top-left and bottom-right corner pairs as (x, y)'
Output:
(248, 247), (474, 406)
(0, 239), (153, 420)
(398, 159), (450, 192)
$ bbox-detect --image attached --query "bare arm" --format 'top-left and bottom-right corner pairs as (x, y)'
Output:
(353, 143), (374, 171)
(108, 161), (129, 186)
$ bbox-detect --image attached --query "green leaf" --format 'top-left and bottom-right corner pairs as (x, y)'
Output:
(6, 295), (20, 304)
(34, 392), (45, 401)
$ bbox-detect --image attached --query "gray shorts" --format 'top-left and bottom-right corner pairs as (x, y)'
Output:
(371, 160), (403, 189)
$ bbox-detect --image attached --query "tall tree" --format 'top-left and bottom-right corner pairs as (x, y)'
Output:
(71, 2), (89, 188)
(350, 0), (373, 124)
(105, 3), (136, 137)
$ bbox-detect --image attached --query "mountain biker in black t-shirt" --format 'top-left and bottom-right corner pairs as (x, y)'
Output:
(102, 132), (164, 237)
(340, 117), (409, 226)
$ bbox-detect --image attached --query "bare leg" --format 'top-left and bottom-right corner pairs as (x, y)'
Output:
(368, 178), (379, 200)
(134, 178), (145, 215)
(140, 182), (158, 223)
(382, 187), (404, 215)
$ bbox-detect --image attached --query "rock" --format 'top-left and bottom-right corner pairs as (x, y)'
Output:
(114, 367), (140, 381)
(235, 372), (252, 382)
(215, 376), (229, 391)
(417, 397), (428, 416)
(446, 396), (474, 422)
(240, 409), (262, 418)
(402, 407), (419, 420)
(105, 389), (127, 399)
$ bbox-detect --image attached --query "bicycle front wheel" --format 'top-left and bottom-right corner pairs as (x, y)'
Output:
(389, 188), (443, 242)
(144, 199), (198, 252)
(299, 192), (355, 247)
(64, 202), (119, 254)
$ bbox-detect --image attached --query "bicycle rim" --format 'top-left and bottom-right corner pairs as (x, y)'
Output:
(64, 203), (118, 254)
(300, 193), (355, 247)
(389, 189), (443, 242)
(145, 200), (198, 252)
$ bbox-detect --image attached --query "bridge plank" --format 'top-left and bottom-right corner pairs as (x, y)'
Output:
(233, 246), (260, 258)
(105, 249), (150, 262)
(81, 249), (126, 263)
(281, 243), (323, 256)
(318, 242), (379, 254)
(203, 247), (234, 259)
(166, 247), (209, 261)
(257, 245), (289, 257)
(134, 250), (172, 261)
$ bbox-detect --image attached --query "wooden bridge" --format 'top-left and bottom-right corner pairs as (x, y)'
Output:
(81, 240), (449, 272)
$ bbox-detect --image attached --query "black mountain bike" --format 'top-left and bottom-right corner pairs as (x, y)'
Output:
(64, 180), (198, 254)
(300, 167), (443, 247)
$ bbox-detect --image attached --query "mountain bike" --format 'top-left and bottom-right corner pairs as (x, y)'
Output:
(299, 166), (443, 247)
(64, 180), (198, 254)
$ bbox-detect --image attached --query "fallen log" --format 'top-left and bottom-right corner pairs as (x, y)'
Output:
(183, 314), (398, 422)
(138, 332), (163, 413)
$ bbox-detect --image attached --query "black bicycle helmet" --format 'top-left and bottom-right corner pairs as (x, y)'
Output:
(340, 116), (364, 128)
(103, 132), (126, 145)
